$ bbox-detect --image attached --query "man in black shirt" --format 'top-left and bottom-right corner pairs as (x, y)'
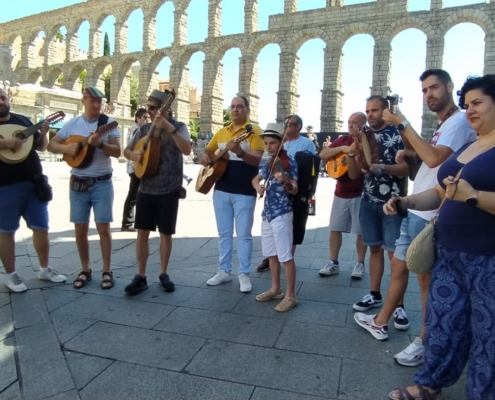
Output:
(0, 88), (66, 292)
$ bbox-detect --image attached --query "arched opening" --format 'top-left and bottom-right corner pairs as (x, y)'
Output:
(297, 0), (326, 11)
(221, 47), (242, 122)
(33, 30), (46, 67)
(390, 28), (427, 131)
(341, 34), (374, 129)
(126, 8), (144, 53)
(44, 68), (64, 89)
(46, 25), (68, 66)
(297, 38), (325, 132)
(187, 0), (208, 44)
(10, 35), (22, 71)
(112, 59), (140, 117)
(256, 43), (281, 127)
(221, 0), (244, 35)
(99, 15), (116, 56)
(258, 0), (283, 31)
(185, 51), (205, 139)
(145, 55), (172, 104)
(156, 2), (174, 48)
(27, 71), (42, 86)
(93, 60), (112, 102)
(443, 22), (484, 89)
(76, 20), (90, 54)
(65, 64), (87, 93)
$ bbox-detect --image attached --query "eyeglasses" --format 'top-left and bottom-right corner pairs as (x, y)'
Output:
(147, 105), (159, 111)
(230, 105), (246, 110)
(284, 122), (298, 127)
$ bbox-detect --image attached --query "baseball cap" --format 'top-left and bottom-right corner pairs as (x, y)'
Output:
(83, 87), (105, 99)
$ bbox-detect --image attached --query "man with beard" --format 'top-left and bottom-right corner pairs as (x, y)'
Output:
(347, 96), (407, 314)
(354, 69), (477, 366)
(0, 88), (66, 292)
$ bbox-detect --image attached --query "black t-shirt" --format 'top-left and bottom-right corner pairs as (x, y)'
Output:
(0, 113), (43, 186)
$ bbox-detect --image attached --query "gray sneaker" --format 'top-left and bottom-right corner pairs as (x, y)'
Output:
(38, 267), (67, 283)
(351, 262), (365, 280)
(319, 261), (339, 277)
(394, 337), (424, 367)
(5, 272), (27, 293)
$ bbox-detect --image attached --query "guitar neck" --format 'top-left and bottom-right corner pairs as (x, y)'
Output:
(211, 147), (230, 165)
(22, 121), (43, 139)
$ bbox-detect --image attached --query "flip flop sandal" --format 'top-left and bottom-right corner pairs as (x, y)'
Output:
(101, 271), (114, 290)
(255, 289), (284, 302)
(73, 269), (92, 289)
(389, 385), (443, 400)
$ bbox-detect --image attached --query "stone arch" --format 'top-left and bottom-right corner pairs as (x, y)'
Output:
(148, 50), (174, 78)
(7, 35), (23, 71)
(27, 70), (43, 85)
(120, 5), (144, 23)
(213, 38), (245, 61)
(384, 16), (434, 42)
(113, 55), (142, 108)
(64, 62), (87, 91)
(291, 28), (328, 53)
(334, 22), (380, 48)
(175, 44), (206, 67)
(43, 67), (64, 88)
(44, 24), (68, 66)
(438, 9), (494, 37)
(246, 33), (281, 58)
(92, 57), (112, 93)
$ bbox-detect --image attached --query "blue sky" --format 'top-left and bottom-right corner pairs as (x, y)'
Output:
(1, 0), (486, 132)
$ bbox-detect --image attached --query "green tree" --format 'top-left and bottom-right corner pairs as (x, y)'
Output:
(78, 69), (87, 91)
(103, 32), (111, 56)
(223, 108), (231, 126)
(103, 67), (112, 102)
(55, 30), (65, 42)
(130, 72), (139, 114)
(189, 118), (199, 142)
(56, 73), (63, 85)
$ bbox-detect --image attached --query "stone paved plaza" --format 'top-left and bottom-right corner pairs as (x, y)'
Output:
(0, 161), (466, 400)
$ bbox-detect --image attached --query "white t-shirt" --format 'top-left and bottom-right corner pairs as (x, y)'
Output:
(410, 111), (477, 221)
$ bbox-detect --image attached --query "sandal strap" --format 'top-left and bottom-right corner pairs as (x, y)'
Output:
(102, 271), (113, 279)
(397, 387), (415, 400)
(417, 385), (440, 400)
(76, 270), (92, 279)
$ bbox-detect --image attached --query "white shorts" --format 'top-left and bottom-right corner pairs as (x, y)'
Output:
(329, 195), (362, 235)
(261, 212), (294, 263)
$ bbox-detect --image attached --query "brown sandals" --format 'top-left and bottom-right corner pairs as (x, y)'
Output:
(101, 271), (114, 290)
(389, 385), (443, 400)
(73, 269), (92, 289)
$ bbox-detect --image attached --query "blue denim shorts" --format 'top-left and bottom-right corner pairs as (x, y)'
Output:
(359, 198), (403, 252)
(0, 181), (49, 233)
(393, 212), (429, 261)
(70, 178), (114, 224)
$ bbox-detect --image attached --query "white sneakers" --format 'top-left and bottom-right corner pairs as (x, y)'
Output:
(38, 267), (67, 283)
(319, 261), (339, 276)
(394, 337), (425, 367)
(4, 267), (67, 293)
(207, 270), (252, 293)
(5, 273), (27, 293)
(351, 262), (365, 279)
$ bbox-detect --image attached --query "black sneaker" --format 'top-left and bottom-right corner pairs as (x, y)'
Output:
(393, 307), (410, 330)
(125, 274), (148, 295)
(352, 294), (382, 311)
(159, 273), (175, 292)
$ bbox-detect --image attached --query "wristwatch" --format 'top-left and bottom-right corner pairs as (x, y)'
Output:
(397, 120), (410, 131)
(466, 192), (478, 207)
(348, 153), (356, 158)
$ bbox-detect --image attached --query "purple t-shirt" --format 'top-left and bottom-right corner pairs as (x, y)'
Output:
(436, 141), (495, 256)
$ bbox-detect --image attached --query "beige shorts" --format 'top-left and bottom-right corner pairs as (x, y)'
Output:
(329, 195), (362, 235)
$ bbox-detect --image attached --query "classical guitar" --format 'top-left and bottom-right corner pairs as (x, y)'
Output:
(133, 89), (176, 179)
(326, 152), (348, 180)
(0, 111), (65, 164)
(63, 120), (119, 168)
(195, 125), (255, 195)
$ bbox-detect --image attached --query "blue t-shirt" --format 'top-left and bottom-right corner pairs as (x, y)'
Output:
(284, 136), (316, 158)
(259, 156), (298, 222)
(436, 141), (495, 256)
(57, 115), (121, 177)
(363, 124), (405, 203)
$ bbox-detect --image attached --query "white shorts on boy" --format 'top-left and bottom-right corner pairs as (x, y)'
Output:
(261, 212), (294, 263)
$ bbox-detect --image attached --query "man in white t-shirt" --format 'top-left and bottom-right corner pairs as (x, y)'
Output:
(353, 69), (477, 365)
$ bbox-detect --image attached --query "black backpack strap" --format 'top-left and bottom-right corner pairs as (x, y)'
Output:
(97, 113), (109, 128)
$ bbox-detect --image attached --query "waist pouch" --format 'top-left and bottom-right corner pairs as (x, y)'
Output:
(32, 174), (53, 202)
(70, 173), (112, 192)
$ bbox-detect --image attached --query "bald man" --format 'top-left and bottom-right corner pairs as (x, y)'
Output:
(318, 112), (368, 279)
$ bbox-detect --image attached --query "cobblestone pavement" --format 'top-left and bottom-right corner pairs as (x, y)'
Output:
(0, 161), (465, 400)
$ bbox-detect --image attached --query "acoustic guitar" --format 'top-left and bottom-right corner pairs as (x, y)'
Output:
(195, 125), (254, 195)
(133, 89), (176, 179)
(63, 120), (119, 168)
(326, 152), (348, 180)
(0, 111), (65, 164)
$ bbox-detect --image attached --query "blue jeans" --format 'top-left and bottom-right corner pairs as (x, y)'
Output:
(393, 212), (429, 261)
(70, 179), (114, 224)
(213, 189), (256, 275)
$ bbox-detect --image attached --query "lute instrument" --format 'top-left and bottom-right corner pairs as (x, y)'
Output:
(326, 152), (349, 180)
(133, 89), (176, 179)
(63, 120), (119, 168)
(0, 111), (65, 164)
(196, 125), (255, 195)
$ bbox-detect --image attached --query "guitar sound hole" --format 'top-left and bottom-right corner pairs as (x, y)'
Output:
(14, 131), (27, 142)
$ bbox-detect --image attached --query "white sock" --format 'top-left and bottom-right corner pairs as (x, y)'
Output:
(7, 271), (18, 277)
(40, 266), (49, 271)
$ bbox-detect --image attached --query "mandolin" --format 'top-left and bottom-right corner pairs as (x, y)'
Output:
(0, 111), (65, 164)
(195, 125), (254, 195)
(133, 89), (176, 179)
(326, 152), (349, 180)
(63, 120), (119, 168)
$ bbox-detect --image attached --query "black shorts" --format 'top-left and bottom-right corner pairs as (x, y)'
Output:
(292, 196), (309, 245)
(134, 191), (179, 235)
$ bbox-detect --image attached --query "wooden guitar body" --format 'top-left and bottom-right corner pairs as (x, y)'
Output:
(0, 124), (34, 164)
(63, 135), (95, 168)
(195, 152), (229, 194)
(133, 136), (161, 179)
(326, 152), (348, 180)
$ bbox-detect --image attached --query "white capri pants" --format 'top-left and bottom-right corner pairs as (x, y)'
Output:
(261, 212), (294, 263)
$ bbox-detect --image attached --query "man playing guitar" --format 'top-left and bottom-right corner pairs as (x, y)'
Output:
(0, 88), (66, 292)
(47, 87), (121, 290)
(318, 112), (367, 280)
(123, 90), (191, 295)
(198, 96), (264, 293)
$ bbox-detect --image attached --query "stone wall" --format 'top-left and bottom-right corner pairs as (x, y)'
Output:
(0, 0), (494, 138)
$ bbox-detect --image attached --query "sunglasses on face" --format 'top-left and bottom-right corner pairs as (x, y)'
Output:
(147, 104), (159, 111)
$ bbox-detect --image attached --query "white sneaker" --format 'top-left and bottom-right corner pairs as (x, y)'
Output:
(394, 337), (425, 367)
(5, 272), (27, 293)
(319, 261), (339, 277)
(351, 262), (365, 280)
(38, 267), (67, 283)
(354, 312), (389, 340)
(238, 274), (252, 293)
(206, 270), (232, 286)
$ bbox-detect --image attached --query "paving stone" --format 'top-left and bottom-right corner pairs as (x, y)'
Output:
(0, 382), (21, 400)
(43, 389), (81, 399)
(50, 314), (97, 344)
(155, 307), (285, 347)
(232, 295), (348, 327)
(42, 288), (84, 312)
(65, 352), (113, 389)
(10, 289), (50, 329)
(116, 266), (212, 288)
(80, 361), (253, 400)
(0, 293), (10, 309)
(0, 305), (14, 342)
(0, 337), (17, 393)
(251, 387), (329, 400)
(297, 281), (382, 305)
(52, 293), (174, 329)
(15, 321), (74, 400)
(186, 341), (341, 398)
(65, 322), (205, 371)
